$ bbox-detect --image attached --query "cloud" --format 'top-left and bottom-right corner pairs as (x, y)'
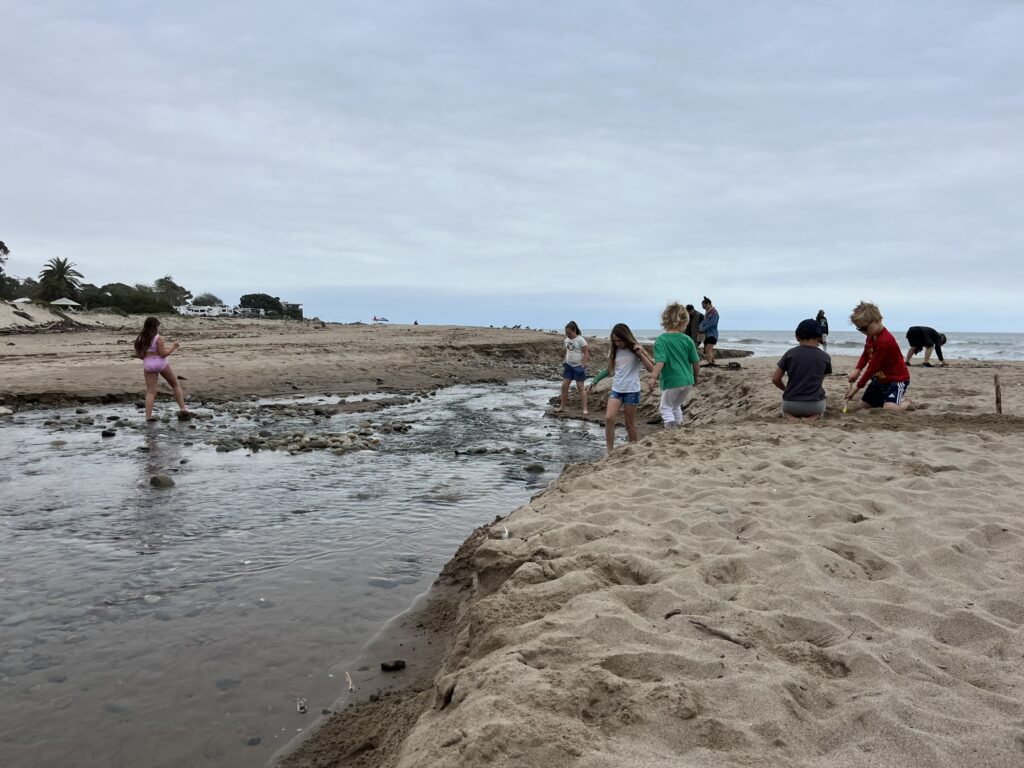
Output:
(2, 1), (1022, 329)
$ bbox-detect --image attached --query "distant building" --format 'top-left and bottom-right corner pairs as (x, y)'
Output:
(176, 303), (266, 318)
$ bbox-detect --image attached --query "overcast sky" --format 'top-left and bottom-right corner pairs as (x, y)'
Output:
(2, 1), (1022, 330)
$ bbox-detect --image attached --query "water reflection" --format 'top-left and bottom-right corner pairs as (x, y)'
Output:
(0, 380), (604, 768)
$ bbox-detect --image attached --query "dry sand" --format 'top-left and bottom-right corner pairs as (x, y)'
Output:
(0, 309), (569, 405)
(4, 310), (1023, 767)
(280, 355), (1024, 768)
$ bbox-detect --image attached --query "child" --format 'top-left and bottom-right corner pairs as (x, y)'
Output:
(558, 321), (589, 416)
(845, 302), (913, 412)
(772, 318), (832, 422)
(133, 316), (190, 421)
(587, 323), (655, 453)
(905, 326), (947, 367)
(698, 296), (719, 366)
(647, 302), (701, 428)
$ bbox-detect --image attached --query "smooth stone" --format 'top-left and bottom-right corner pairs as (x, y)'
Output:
(524, 463), (545, 473)
(150, 475), (175, 488)
(101, 430), (116, 438)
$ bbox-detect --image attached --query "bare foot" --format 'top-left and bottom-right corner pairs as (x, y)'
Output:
(582, 410), (589, 416)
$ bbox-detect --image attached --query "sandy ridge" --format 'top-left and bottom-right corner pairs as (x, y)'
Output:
(282, 357), (1024, 768)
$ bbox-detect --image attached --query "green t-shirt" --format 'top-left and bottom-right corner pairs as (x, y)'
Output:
(653, 332), (700, 389)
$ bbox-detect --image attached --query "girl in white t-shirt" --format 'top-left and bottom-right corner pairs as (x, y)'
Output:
(558, 321), (590, 416)
(587, 323), (654, 453)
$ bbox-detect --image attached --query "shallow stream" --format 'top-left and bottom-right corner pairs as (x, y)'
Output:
(0, 381), (604, 768)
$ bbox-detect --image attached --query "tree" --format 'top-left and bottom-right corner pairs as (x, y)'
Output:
(152, 275), (192, 307)
(192, 292), (224, 306)
(0, 241), (9, 276)
(38, 257), (84, 301)
(240, 293), (283, 316)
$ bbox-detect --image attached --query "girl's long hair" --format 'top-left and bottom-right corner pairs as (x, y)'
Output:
(133, 317), (160, 359)
(565, 320), (581, 336)
(608, 323), (642, 371)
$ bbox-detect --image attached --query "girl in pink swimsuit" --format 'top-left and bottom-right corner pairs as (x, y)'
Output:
(133, 316), (190, 420)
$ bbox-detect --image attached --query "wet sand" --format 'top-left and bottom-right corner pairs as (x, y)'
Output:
(0, 313), (570, 405)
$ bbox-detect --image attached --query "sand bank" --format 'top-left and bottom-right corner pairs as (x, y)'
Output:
(0, 314), (572, 405)
(280, 356), (1024, 768)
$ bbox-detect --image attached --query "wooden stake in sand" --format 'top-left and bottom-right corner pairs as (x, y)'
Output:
(995, 374), (1002, 415)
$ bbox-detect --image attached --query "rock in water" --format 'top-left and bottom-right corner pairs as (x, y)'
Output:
(150, 475), (175, 488)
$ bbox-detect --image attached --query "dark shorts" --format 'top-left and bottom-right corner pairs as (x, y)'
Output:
(562, 363), (586, 381)
(609, 390), (641, 405)
(704, 337), (718, 346)
(862, 379), (909, 408)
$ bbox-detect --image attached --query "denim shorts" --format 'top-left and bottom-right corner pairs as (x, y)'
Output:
(610, 390), (641, 405)
(562, 363), (586, 381)
(863, 379), (909, 408)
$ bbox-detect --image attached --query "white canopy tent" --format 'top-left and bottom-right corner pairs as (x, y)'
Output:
(50, 297), (82, 311)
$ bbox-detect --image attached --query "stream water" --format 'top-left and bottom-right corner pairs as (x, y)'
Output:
(0, 381), (604, 768)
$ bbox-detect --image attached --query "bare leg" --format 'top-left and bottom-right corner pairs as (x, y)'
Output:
(144, 371), (159, 419)
(558, 379), (570, 411)
(160, 365), (189, 413)
(783, 412), (801, 423)
(604, 398), (623, 453)
(624, 404), (638, 443)
(579, 381), (589, 415)
(705, 343), (716, 365)
(922, 347), (933, 364)
(906, 348), (916, 364)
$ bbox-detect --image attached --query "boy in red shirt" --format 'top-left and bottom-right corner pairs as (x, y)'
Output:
(845, 302), (914, 412)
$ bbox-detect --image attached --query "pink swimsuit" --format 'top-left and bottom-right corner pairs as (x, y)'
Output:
(143, 335), (168, 373)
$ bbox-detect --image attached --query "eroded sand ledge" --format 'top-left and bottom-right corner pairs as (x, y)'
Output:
(280, 357), (1024, 768)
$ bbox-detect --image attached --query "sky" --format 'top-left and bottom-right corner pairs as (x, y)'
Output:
(2, 1), (1023, 331)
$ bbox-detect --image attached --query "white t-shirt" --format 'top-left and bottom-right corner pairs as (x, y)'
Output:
(612, 348), (643, 393)
(564, 335), (588, 366)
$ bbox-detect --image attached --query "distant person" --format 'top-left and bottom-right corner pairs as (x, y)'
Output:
(558, 320), (589, 416)
(698, 296), (719, 366)
(905, 326), (947, 367)
(133, 316), (190, 421)
(816, 309), (829, 348)
(647, 302), (701, 428)
(772, 319), (832, 422)
(685, 304), (704, 344)
(587, 324), (654, 452)
(845, 302), (913, 412)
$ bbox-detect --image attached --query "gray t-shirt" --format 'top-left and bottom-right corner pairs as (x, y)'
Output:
(777, 345), (832, 401)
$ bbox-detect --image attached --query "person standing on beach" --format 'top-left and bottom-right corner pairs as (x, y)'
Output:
(845, 302), (913, 412)
(587, 324), (655, 452)
(905, 326), (947, 367)
(558, 321), (589, 416)
(816, 309), (829, 349)
(773, 319), (832, 422)
(648, 302), (701, 428)
(685, 304), (704, 345)
(133, 316), (191, 421)
(698, 296), (719, 366)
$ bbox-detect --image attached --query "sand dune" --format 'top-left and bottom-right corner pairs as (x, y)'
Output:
(283, 356), (1024, 768)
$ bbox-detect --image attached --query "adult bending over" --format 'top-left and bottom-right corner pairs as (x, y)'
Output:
(133, 316), (190, 421)
(905, 326), (947, 367)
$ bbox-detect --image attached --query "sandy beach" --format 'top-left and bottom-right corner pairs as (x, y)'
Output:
(277, 355), (1024, 767)
(4, 311), (1023, 767)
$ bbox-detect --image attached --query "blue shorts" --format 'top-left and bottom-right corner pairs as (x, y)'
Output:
(610, 390), (641, 405)
(562, 363), (586, 381)
(862, 379), (909, 408)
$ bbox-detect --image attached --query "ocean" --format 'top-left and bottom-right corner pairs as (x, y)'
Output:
(587, 329), (1024, 362)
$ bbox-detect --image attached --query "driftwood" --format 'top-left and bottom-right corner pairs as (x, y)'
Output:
(995, 374), (1002, 415)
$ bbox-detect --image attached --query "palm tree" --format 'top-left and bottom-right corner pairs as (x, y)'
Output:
(38, 257), (84, 301)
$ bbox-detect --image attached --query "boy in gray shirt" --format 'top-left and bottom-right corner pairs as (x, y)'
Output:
(772, 318), (832, 422)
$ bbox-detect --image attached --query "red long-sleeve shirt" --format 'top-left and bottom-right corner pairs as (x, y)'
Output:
(856, 327), (910, 388)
